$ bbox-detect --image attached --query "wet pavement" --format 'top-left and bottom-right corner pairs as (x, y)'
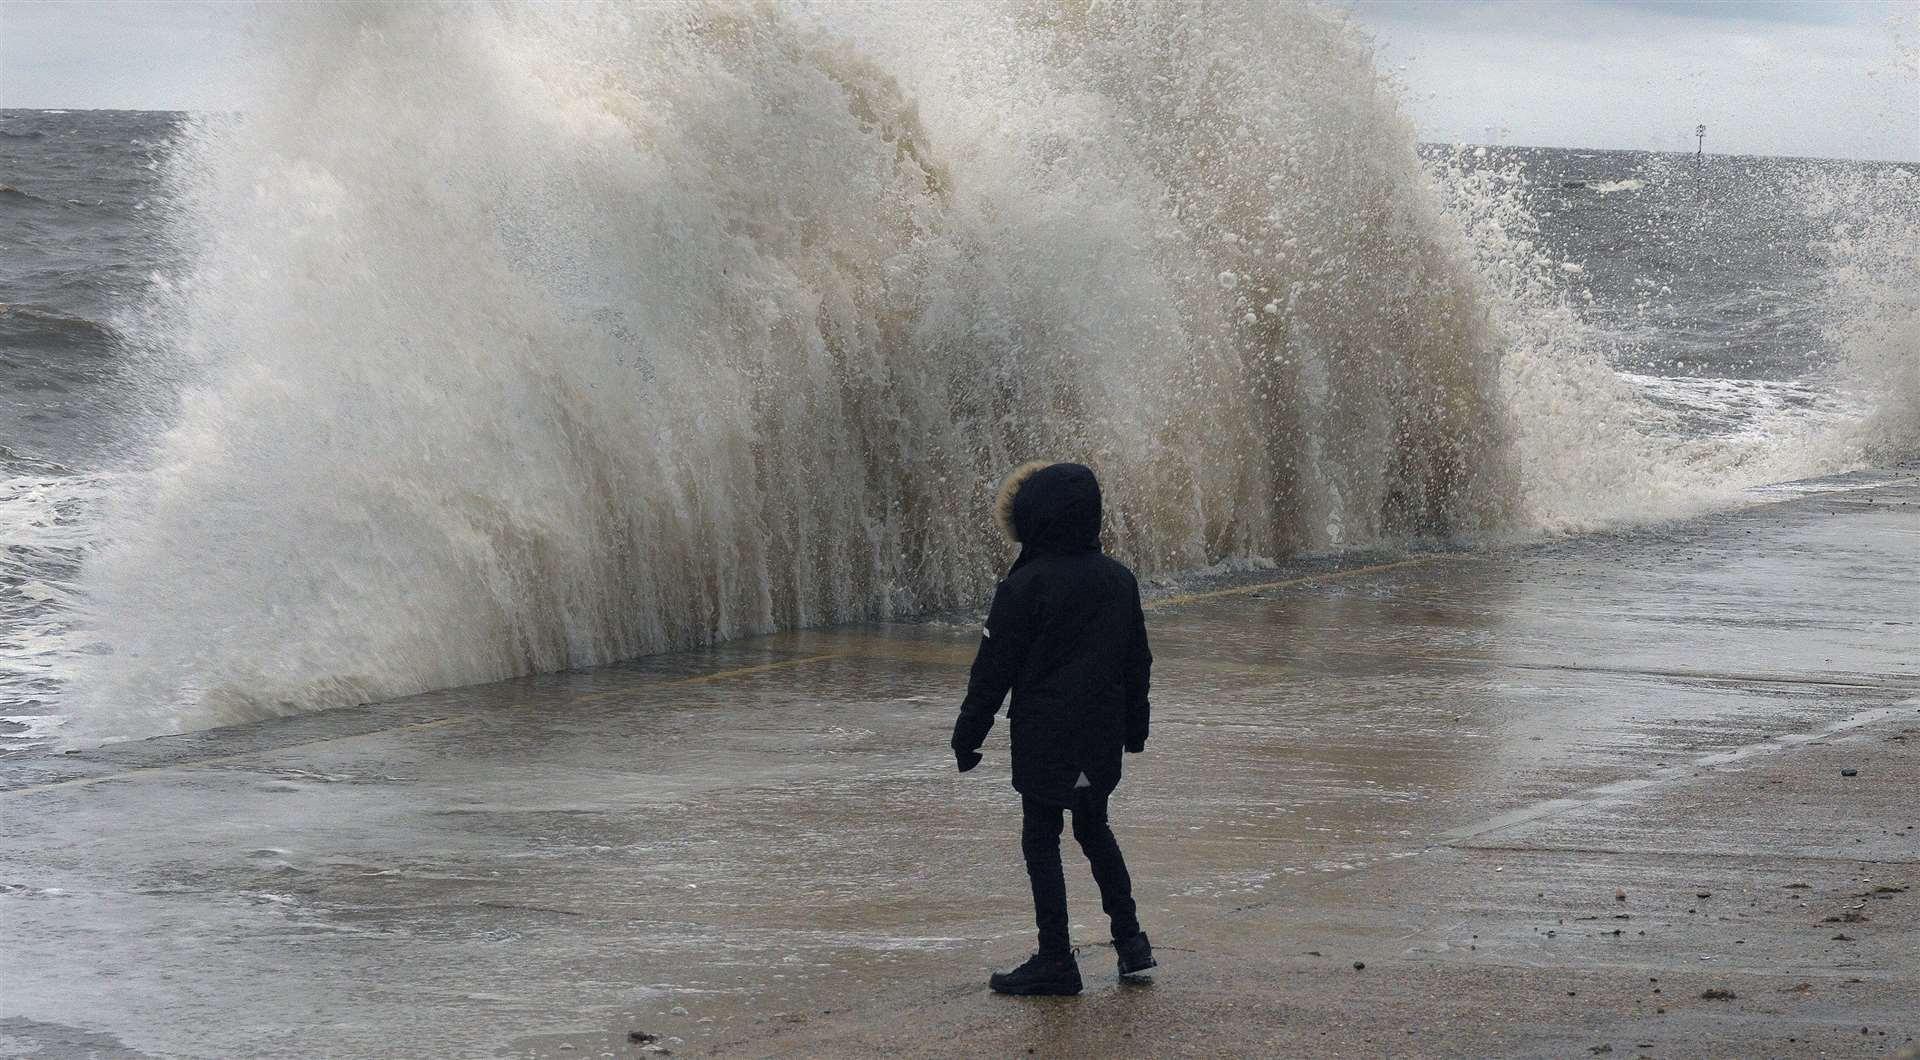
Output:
(2, 470), (1916, 1059)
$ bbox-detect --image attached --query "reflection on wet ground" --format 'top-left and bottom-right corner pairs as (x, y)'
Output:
(0, 471), (1915, 1058)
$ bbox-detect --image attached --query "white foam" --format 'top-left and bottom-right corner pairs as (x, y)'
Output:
(48, 3), (1917, 741)
(66, 4), (1528, 737)
(1425, 148), (1914, 535)
(0, 714), (65, 742)
(1588, 178), (1644, 195)
(0, 466), (108, 717)
(1812, 167), (1920, 462)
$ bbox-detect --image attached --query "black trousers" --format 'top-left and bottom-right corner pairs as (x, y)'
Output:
(1021, 788), (1141, 957)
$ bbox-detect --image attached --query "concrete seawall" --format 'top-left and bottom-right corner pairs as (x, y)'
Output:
(4, 471), (1916, 1058)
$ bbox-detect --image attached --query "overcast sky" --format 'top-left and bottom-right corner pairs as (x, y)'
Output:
(1342, 0), (1919, 161)
(2, 0), (1915, 161)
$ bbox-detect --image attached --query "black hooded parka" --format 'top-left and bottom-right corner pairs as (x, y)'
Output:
(951, 463), (1153, 807)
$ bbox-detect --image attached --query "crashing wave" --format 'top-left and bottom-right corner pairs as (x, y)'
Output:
(59, 0), (1918, 739)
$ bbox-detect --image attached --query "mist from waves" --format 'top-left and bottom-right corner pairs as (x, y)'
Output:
(55, 1), (1918, 741)
(1430, 148), (1914, 528)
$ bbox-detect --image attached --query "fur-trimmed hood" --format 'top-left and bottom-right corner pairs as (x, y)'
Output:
(993, 461), (1051, 542)
(993, 462), (1103, 567)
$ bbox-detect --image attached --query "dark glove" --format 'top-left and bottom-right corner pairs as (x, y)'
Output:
(955, 747), (983, 772)
(1124, 739), (1145, 754)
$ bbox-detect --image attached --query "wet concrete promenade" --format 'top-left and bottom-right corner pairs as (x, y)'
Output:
(3, 471), (1917, 1058)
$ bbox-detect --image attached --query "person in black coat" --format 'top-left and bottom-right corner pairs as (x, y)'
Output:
(951, 461), (1156, 995)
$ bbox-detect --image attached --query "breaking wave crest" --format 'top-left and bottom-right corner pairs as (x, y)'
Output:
(62, 1), (1915, 739)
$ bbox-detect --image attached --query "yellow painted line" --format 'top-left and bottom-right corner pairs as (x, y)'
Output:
(0, 715), (470, 800)
(835, 642), (978, 666)
(574, 653), (846, 700)
(671, 653), (844, 685)
(1146, 556), (1436, 610)
(4, 654), (849, 800)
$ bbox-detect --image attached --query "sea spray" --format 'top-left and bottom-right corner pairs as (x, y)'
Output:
(58, 1), (1915, 740)
(65, 1), (1511, 735)
(1814, 167), (1920, 460)
(1428, 145), (1915, 530)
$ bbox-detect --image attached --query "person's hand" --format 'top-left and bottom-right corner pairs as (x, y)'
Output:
(955, 748), (983, 772)
(1124, 739), (1145, 754)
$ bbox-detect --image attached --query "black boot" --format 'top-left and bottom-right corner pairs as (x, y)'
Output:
(1115, 932), (1155, 978)
(989, 951), (1083, 996)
